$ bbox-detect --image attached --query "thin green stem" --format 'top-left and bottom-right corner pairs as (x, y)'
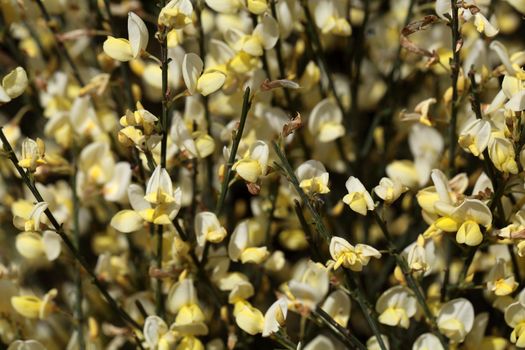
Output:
(0, 128), (141, 331)
(448, 0), (461, 175)
(71, 147), (85, 350)
(273, 143), (387, 350)
(372, 210), (449, 348)
(215, 87), (252, 215)
(312, 308), (367, 350)
(195, 0), (215, 209)
(154, 7), (171, 318)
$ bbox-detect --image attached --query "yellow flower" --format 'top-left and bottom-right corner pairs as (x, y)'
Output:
(296, 160), (330, 195)
(232, 141), (269, 183)
(342, 176), (374, 216)
(233, 300), (264, 335)
(182, 53), (226, 96)
(437, 298), (474, 343)
(158, 0), (194, 29)
(328, 236), (381, 271)
(376, 286), (417, 329)
(11, 289), (57, 319)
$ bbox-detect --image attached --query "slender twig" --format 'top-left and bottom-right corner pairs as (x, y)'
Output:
(35, 0), (85, 86)
(312, 308), (367, 350)
(71, 146), (86, 350)
(448, 0), (461, 175)
(273, 143), (387, 350)
(0, 128), (141, 331)
(215, 87), (252, 215)
(372, 210), (449, 348)
(195, 0), (215, 209)
(155, 5), (170, 318)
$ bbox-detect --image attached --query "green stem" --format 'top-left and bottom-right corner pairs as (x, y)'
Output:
(448, 0), (461, 175)
(312, 308), (367, 350)
(71, 147), (85, 350)
(273, 143), (387, 350)
(195, 0), (215, 209)
(0, 128), (141, 331)
(215, 87), (252, 215)
(372, 210), (449, 348)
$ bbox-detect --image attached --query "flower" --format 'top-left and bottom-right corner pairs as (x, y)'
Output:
(233, 300), (264, 335)
(103, 12), (148, 62)
(505, 296), (525, 347)
(262, 298), (288, 337)
(485, 259), (518, 296)
(194, 211), (227, 246)
(373, 177), (408, 204)
(458, 118), (491, 157)
(342, 176), (374, 216)
(328, 236), (381, 271)
(376, 286), (417, 329)
(412, 333), (444, 350)
(111, 166), (182, 232)
(11, 289), (57, 319)
(321, 290), (351, 327)
(158, 0), (194, 29)
(308, 98), (345, 143)
(182, 53), (226, 96)
(232, 140), (269, 183)
(437, 298), (475, 343)
(296, 160), (330, 195)
(228, 219), (268, 264)
(0, 67), (28, 103)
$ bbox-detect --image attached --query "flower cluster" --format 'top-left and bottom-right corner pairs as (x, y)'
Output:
(3, 0), (525, 349)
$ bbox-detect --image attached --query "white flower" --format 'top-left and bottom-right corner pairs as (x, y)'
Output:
(182, 53), (226, 96)
(296, 160), (330, 195)
(195, 211), (227, 246)
(373, 177), (408, 204)
(262, 298), (288, 337)
(328, 236), (381, 271)
(308, 98), (345, 143)
(376, 286), (417, 329)
(412, 333), (444, 350)
(0, 67), (28, 103)
(321, 290), (351, 327)
(437, 298), (474, 343)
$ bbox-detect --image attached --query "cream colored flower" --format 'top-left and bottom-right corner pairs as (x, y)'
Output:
(296, 160), (330, 195)
(328, 236), (381, 271)
(308, 98), (345, 143)
(437, 298), (474, 343)
(232, 140), (269, 183)
(11, 289), (57, 319)
(342, 176), (374, 215)
(103, 12), (148, 61)
(374, 177), (408, 204)
(183, 53), (226, 96)
(158, 0), (193, 29)
(321, 290), (351, 327)
(376, 286), (417, 329)
(262, 298), (288, 337)
(233, 300), (264, 335)
(0, 67), (28, 103)
(195, 211), (227, 246)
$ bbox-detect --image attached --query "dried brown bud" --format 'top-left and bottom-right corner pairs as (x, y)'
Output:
(283, 112), (303, 137)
